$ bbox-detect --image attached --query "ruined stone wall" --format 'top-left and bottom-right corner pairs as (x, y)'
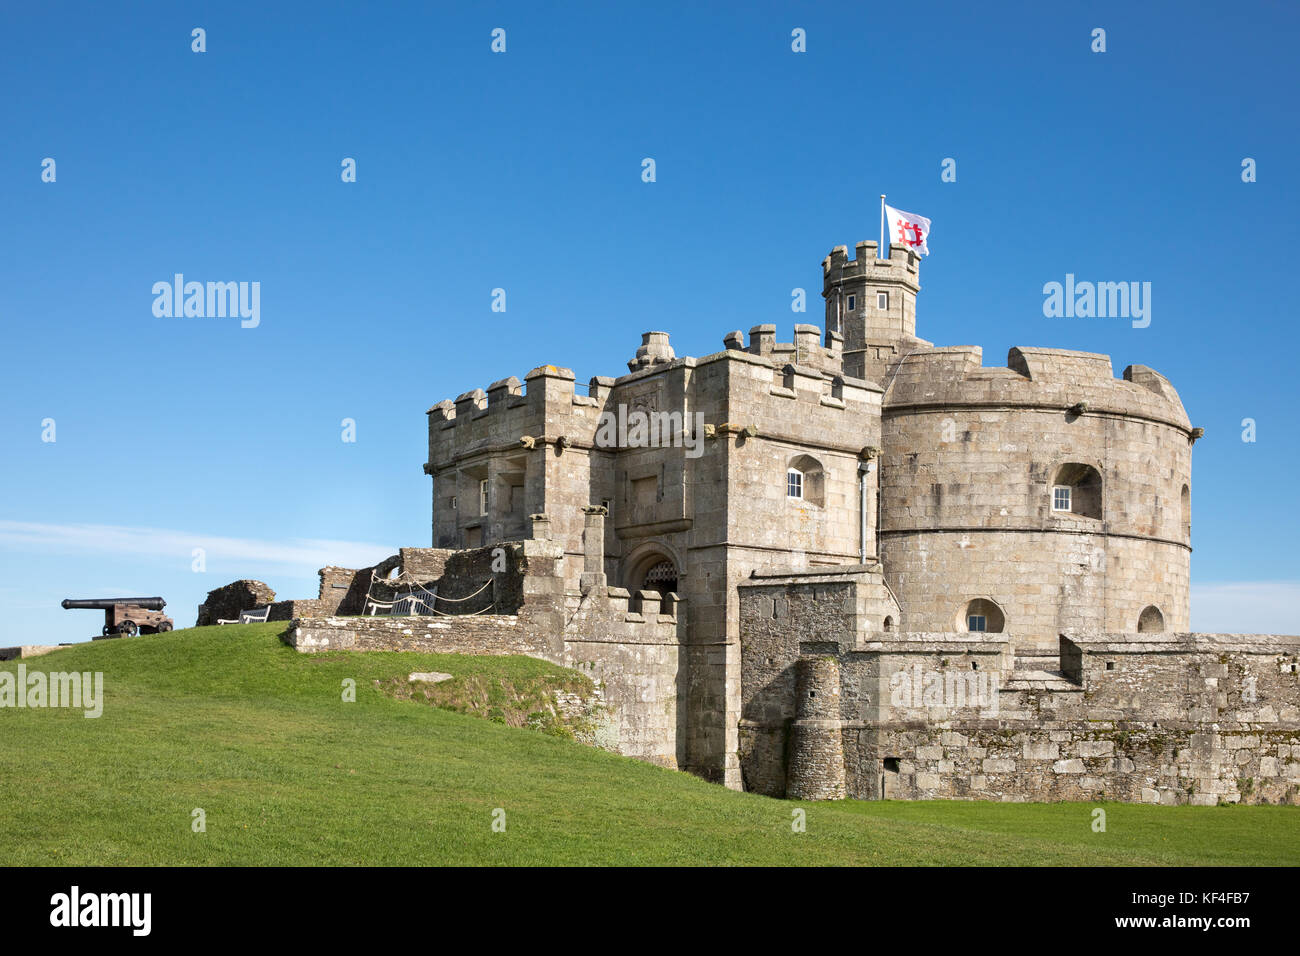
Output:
(316, 566), (372, 617)
(195, 580), (276, 627)
(880, 346), (1194, 647)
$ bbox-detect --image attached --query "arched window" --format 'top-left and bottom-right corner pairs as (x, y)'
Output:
(1180, 484), (1190, 539)
(958, 598), (1005, 633)
(1137, 605), (1165, 633)
(787, 454), (825, 507)
(1051, 463), (1102, 519)
(883, 615), (895, 632)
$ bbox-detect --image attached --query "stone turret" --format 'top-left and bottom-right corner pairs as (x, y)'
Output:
(785, 656), (847, 799)
(822, 241), (930, 384)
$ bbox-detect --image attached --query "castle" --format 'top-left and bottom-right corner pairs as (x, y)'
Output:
(204, 240), (1298, 804)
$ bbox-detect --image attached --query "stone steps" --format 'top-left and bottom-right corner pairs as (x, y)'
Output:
(1003, 667), (1081, 691)
(1013, 653), (1060, 671)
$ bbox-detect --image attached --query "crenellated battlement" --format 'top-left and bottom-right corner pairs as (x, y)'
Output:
(821, 241), (921, 285)
(883, 345), (1192, 429)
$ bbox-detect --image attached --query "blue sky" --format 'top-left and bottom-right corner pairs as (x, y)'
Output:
(1, 0), (1296, 645)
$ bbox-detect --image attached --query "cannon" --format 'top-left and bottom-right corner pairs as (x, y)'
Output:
(61, 597), (173, 638)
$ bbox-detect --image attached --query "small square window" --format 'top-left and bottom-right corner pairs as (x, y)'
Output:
(968, 615), (986, 632)
(1052, 485), (1072, 512)
(787, 469), (803, 499)
(877, 291), (888, 310)
(846, 294), (856, 311)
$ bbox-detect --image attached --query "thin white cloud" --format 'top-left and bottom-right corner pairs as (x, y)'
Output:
(1191, 581), (1300, 636)
(0, 521), (395, 573)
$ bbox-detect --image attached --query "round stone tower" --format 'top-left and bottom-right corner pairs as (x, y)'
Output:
(786, 656), (847, 800)
(878, 345), (1195, 649)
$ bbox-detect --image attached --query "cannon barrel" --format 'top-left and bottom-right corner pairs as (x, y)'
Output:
(62, 597), (167, 611)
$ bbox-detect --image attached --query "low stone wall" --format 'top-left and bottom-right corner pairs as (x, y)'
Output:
(0, 645), (63, 661)
(286, 614), (544, 656)
(269, 599), (325, 622)
(858, 723), (1299, 805)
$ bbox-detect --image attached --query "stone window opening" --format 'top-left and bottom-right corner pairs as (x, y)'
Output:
(1181, 484), (1190, 539)
(877, 291), (888, 310)
(1137, 604), (1165, 633)
(1106, 661), (1115, 671)
(883, 757), (900, 773)
(847, 293), (856, 312)
(958, 598), (1005, 633)
(883, 615), (894, 632)
(787, 454), (826, 507)
(449, 496), (457, 511)
(479, 478), (490, 516)
(1050, 463), (1102, 519)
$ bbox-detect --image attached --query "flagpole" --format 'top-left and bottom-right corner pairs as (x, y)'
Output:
(879, 194), (886, 260)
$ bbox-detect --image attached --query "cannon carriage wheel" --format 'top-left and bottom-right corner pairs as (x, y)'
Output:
(117, 620), (139, 637)
(157, 621), (172, 632)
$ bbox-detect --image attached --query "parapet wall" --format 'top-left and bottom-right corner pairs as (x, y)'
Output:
(884, 346), (1191, 429)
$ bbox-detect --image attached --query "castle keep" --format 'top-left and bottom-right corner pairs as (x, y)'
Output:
(226, 240), (1297, 804)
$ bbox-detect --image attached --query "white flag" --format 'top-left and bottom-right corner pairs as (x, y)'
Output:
(883, 203), (932, 256)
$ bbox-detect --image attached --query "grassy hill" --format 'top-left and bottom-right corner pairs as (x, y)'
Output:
(0, 623), (1295, 866)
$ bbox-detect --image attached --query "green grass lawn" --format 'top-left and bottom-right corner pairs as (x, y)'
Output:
(1, 623), (1295, 866)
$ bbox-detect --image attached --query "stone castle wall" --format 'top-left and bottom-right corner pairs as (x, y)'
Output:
(738, 571), (1300, 804)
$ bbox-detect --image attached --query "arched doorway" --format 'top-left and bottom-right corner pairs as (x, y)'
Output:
(623, 546), (682, 597)
(639, 559), (678, 596)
